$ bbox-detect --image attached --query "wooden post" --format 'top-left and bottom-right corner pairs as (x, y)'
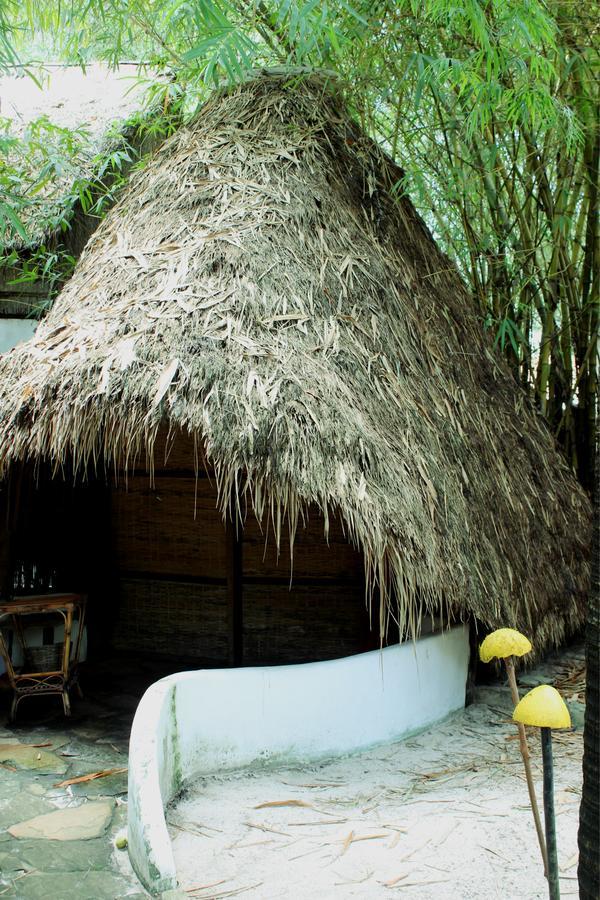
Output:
(541, 727), (560, 900)
(226, 510), (243, 667)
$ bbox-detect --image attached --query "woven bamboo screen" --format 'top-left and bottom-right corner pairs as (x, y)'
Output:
(111, 430), (372, 664)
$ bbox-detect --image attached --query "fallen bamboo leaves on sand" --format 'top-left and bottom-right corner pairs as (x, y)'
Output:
(254, 799), (313, 809)
(185, 883), (263, 899)
(339, 831), (389, 856)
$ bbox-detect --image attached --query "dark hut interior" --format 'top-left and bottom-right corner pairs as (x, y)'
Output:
(4, 428), (381, 673)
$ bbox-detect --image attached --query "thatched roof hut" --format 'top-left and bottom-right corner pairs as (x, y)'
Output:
(0, 71), (590, 654)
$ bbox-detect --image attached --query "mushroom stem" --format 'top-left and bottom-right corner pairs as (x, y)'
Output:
(541, 727), (560, 900)
(504, 656), (548, 876)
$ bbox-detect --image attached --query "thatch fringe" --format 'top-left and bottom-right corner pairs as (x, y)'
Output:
(0, 71), (590, 651)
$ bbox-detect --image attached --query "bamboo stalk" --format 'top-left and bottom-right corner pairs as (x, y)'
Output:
(536, 309), (554, 416)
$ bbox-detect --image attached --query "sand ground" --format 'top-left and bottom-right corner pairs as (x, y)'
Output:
(169, 644), (585, 900)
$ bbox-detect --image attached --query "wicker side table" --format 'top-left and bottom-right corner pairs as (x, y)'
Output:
(0, 593), (86, 722)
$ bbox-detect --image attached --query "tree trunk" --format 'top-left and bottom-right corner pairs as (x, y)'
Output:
(578, 428), (599, 899)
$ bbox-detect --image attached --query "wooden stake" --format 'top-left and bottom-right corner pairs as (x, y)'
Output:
(505, 655), (548, 876)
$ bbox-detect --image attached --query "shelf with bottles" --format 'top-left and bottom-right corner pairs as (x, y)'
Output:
(10, 560), (61, 596)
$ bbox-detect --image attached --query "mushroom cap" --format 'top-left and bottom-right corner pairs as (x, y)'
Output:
(513, 684), (572, 729)
(479, 628), (532, 663)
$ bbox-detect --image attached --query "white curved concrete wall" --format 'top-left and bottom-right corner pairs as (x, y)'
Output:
(128, 625), (469, 895)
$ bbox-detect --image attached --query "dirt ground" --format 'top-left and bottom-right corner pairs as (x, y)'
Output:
(169, 643), (585, 900)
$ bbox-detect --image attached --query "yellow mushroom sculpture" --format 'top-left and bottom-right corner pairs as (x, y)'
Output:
(514, 686), (571, 900)
(479, 627), (532, 663)
(479, 628), (547, 874)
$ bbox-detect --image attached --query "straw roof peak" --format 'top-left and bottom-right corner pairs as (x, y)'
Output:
(0, 72), (590, 648)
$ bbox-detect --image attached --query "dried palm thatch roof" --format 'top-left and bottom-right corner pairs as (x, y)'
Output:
(0, 71), (590, 650)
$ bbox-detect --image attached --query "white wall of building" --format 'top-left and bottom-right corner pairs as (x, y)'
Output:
(0, 318), (37, 354)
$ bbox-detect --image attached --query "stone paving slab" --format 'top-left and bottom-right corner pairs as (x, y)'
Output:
(0, 671), (151, 899)
(11, 835), (114, 872)
(0, 795), (55, 831)
(2, 870), (145, 900)
(0, 742), (68, 774)
(9, 799), (114, 841)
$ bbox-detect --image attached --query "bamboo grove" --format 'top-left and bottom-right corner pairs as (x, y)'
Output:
(1, 0), (599, 489)
(353, 2), (599, 491)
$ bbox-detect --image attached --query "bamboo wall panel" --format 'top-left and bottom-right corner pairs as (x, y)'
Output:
(243, 581), (371, 664)
(111, 452), (372, 664)
(112, 476), (226, 578)
(242, 510), (363, 580)
(112, 577), (229, 661)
